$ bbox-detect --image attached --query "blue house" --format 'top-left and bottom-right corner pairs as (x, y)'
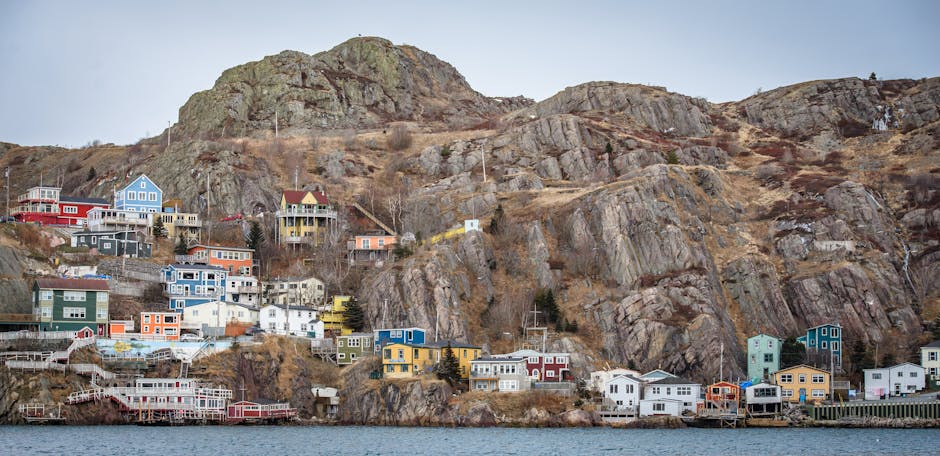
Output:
(161, 263), (227, 311)
(115, 174), (163, 213)
(373, 327), (427, 353)
(797, 323), (842, 372)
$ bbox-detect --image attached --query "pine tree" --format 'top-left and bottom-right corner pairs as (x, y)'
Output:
(931, 316), (940, 341)
(849, 340), (867, 374)
(489, 204), (504, 235)
(780, 336), (805, 368)
(151, 216), (167, 239)
(436, 343), (461, 385)
(174, 233), (189, 255)
(245, 220), (265, 251)
(604, 142), (613, 154)
(86, 167), (97, 182)
(534, 289), (560, 324)
(343, 298), (365, 332)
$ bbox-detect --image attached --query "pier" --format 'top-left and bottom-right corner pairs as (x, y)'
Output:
(808, 401), (940, 420)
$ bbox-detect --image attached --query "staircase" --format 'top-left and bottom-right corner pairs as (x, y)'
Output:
(46, 336), (97, 362)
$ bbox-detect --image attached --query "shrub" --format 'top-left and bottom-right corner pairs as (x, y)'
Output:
(666, 150), (679, 165)
(440, 145), (452, 158)
(387, 125), (413, 151)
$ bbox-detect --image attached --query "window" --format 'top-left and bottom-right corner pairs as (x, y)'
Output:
(338, 353), (346, 359)
(821, 341), (828, 349)
(397, 349), (404, 359)
(103, 242), (112, 249)
(140, 181), (146, 189)
(63, 206), (78, 214)
(651, 387), (661, 395)
(812, 375), (825, 383)
(384, 349), (391, 359)
(268, 309), (277, 317)
(143, 326), (149, 332)
(812, 389), (826, 398)
(753, 340), (759, 348)
(149, 192), (157, 201)
(63, 291), (85, 302)
(897, 371), (904, 378)
(910, 371), (919, 378)
(930, 352), (938, 362)
(753, 387), (776, 398)
(831, 328), (839, 337)
(143, 315), (151, 324)
(127, 191), (136, 201)
(831, 341), (839, 351)
(97, 292), (108, 303)
(556, 356), (567, 364)
(677, 386), (691, 395)
(821, 327), (828, 336)
(652, 403), (665, 412)
(40, 290), (52, 301)
(378, 239), (385, 247)
(544, 356), (554, 364)
(400, 365), (408, 372)
(546, 370), (555, 378)
(764, 353), (774, 363)
(362, 239), (370, 249)
(609, 384), (619, 394)
(780, 374), (793, 383)
(798, 374), (806, 383)
(40, 307), (52, 318)
(782, 389), (793, 398)
(768, 340), (774, 349)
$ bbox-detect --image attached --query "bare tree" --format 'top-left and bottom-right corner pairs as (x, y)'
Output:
(386, 124), (413, 151)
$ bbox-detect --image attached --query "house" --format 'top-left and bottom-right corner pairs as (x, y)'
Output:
(225, 275), (261, 306)
(470, 356), (531, 392)
(263, 277), (325, 307)
(920, 340), (940, 382)
(639, 369), (678, 382)
(502, 349), (572, 382)
(381, 343), (438, 379)
(70, 230), (152, 258)
(157, 205), (201, 242)
(109, 319), (133, 338)
(320, 295), (354, 336)
(864, 363), (926, 400)
(590, 368), (642, 393)
(337, 332), (374, 365)
(602, 374), (644, 412)
(773, 364), (830, 403)
(140, 312), (180, 341)
(11, 185), (109, 226)
(32, 278), (109, 335)
(161, 263), (227, 311)
(374, 327), (427, 353)
(797, 323), (843, 372)
(747, 333), (782, 382)
(226, 400), (297, 423)
(429, 340), (481, 379)
(275, 189), (336, 246)
(182, 244), (255, 276)
(639, 377), (702, 416)
(703, 381), (743, 416)
(347, 232), (398, 265)
(259, 304), (321, 337)
(114, 174), (162, 213)
(71, 377), (231, 422)
(744, 382), (782, 416)
(180, 300), (259, 337)
(85, 207), (152, 232)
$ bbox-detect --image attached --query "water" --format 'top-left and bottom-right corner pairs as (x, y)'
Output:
(2, 425), (938, 455)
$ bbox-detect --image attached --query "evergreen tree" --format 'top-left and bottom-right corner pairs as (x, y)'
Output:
(666, 150), (679, 165)
(174, 233), (189, 255)
(932, 316), (940, 341)
(151, 216), (168, 239)
(343, 298), (365, 332)
(881, 351), (897, 367)
(869, 72), (878, 81)
(489, 204), (504, 235)
(534, 289), (560, 324)
(780, 336), (806, 368)
(86, 167), (97, 181)
(849, 340), (867, 374)
(436, 343), (461, 385)
(245, 220), (265, 252)
(605, 142), (613, 155)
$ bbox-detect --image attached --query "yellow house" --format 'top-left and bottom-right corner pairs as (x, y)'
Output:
(382, 343), (439, 379)
(275, 190), (337, 246)
(321, 295), (353, 336)
(773, 364), (831, 403)
(431, 340), (482, 379)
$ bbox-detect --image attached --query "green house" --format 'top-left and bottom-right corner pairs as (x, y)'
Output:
(747, 333), (782, 382)
(337, 332), (374, 365)
(33, 278), (110, 335)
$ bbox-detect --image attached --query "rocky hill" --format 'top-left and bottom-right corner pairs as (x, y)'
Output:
(1, 37), (938, 383)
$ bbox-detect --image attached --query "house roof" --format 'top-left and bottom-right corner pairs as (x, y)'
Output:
(189, 244), (254, 253)
(71, 230), (137, 237)
(648, 376), (698, 386)
(748, 333), (783, 341)
(35, 278), (109, 291)
(474, 356), (525, 362)
(608, 374), (644, 384)
(261, 303), (318, 312)
(640, 369), (678, 379)
(864, 362), (924, 372)
(375, 327), (426, 333)
(123, 174), (162, 193)
(806, 322), (842, 331)
(429, 339), (480, 349)
(166, 263), (227, 271)
(341, 332), (373, 338)
(60, 195), (109, 205)
(282, 190), (329, 205)
(923, 340), (940, 349)
(774, 364), (829, 375)
(185, 300), (259, 311)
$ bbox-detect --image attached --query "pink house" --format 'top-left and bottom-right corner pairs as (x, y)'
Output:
(347, 232), (397, 265)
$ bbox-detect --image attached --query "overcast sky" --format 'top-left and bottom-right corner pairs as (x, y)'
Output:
(2, 0), (938, 147)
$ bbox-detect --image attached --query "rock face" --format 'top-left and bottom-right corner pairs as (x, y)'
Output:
(0, 246), (32, 313)
(175, 37), (532, 138)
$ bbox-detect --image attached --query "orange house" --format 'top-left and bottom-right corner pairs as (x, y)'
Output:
(348, 233), (398, 264)
(141, 312), (180, 341)
(702, 381), (742, 416)
(186, 244), (255, 276)
(109, 320), (133, 337)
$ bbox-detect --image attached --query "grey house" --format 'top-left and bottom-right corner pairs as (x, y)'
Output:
(71, 230), (152, 258)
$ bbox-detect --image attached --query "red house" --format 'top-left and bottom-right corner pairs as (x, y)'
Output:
(504, 349), (572, 382)
(12, 185), (109, 226)
(226, 400), (297, 422)
(703, 381), (742, 416)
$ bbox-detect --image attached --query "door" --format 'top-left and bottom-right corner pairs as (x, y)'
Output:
(799, 388), (806, 403)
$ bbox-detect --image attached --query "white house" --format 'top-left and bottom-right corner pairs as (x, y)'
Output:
(181, 301), (258, 337)
(864, 362), (926, 400)
(921, 341), (940, 382)
(603, 374), (644, 412)
(263, 277), (325, 307)
(469, 356), (531, 392)
(226, 275), (260, 306)
(590, 368), (642, 393)
(259, 304), (321, 337)
(639, 398), (683, 417)
(639, 377), (701, 417)
(745, 382), (782, 416)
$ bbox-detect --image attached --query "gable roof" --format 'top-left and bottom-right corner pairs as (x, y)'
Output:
(608, 374), (644, 384)
(648, 376), (698, 386)
(923, 340), (940, 349)
(806, 322), (842, 331)
(189, 244), (254, 253)
(59, 195), (109, 205)
(429, 339), (481, 350)
(123, 174), (162, 194)
(864, 362), (924, 372)
(474, 356), (526, 362)
(282, 190), (329, 205)
(774, 364), (830, 375)
(748, 333), (783, 341)
(35, 278), (109, 291)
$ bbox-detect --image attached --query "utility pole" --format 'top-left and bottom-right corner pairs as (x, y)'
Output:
(481, 147), (486, 183)
(206, 173), (211, 244)
(167, 121), (171, 148)
(720, 342), (724, 382)
(5, 167), (9, 218)
(275, 110), (278, 139)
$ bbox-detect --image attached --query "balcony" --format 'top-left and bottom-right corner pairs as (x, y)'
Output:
(94, 216), (149, 227)
(276, 208), (337, 219)
(11, 205), (58, 215)
(165, 216), (202, 227)
(282, 236), (305, 244)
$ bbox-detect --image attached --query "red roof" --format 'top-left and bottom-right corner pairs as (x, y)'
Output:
(35, 278), (109, 291)
(282, 190), (329, 205)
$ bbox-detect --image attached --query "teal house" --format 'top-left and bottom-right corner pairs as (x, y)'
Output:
(797, 323), (843, 371)
(33, 278), (110, 335)
(747, 333), (782, 382)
